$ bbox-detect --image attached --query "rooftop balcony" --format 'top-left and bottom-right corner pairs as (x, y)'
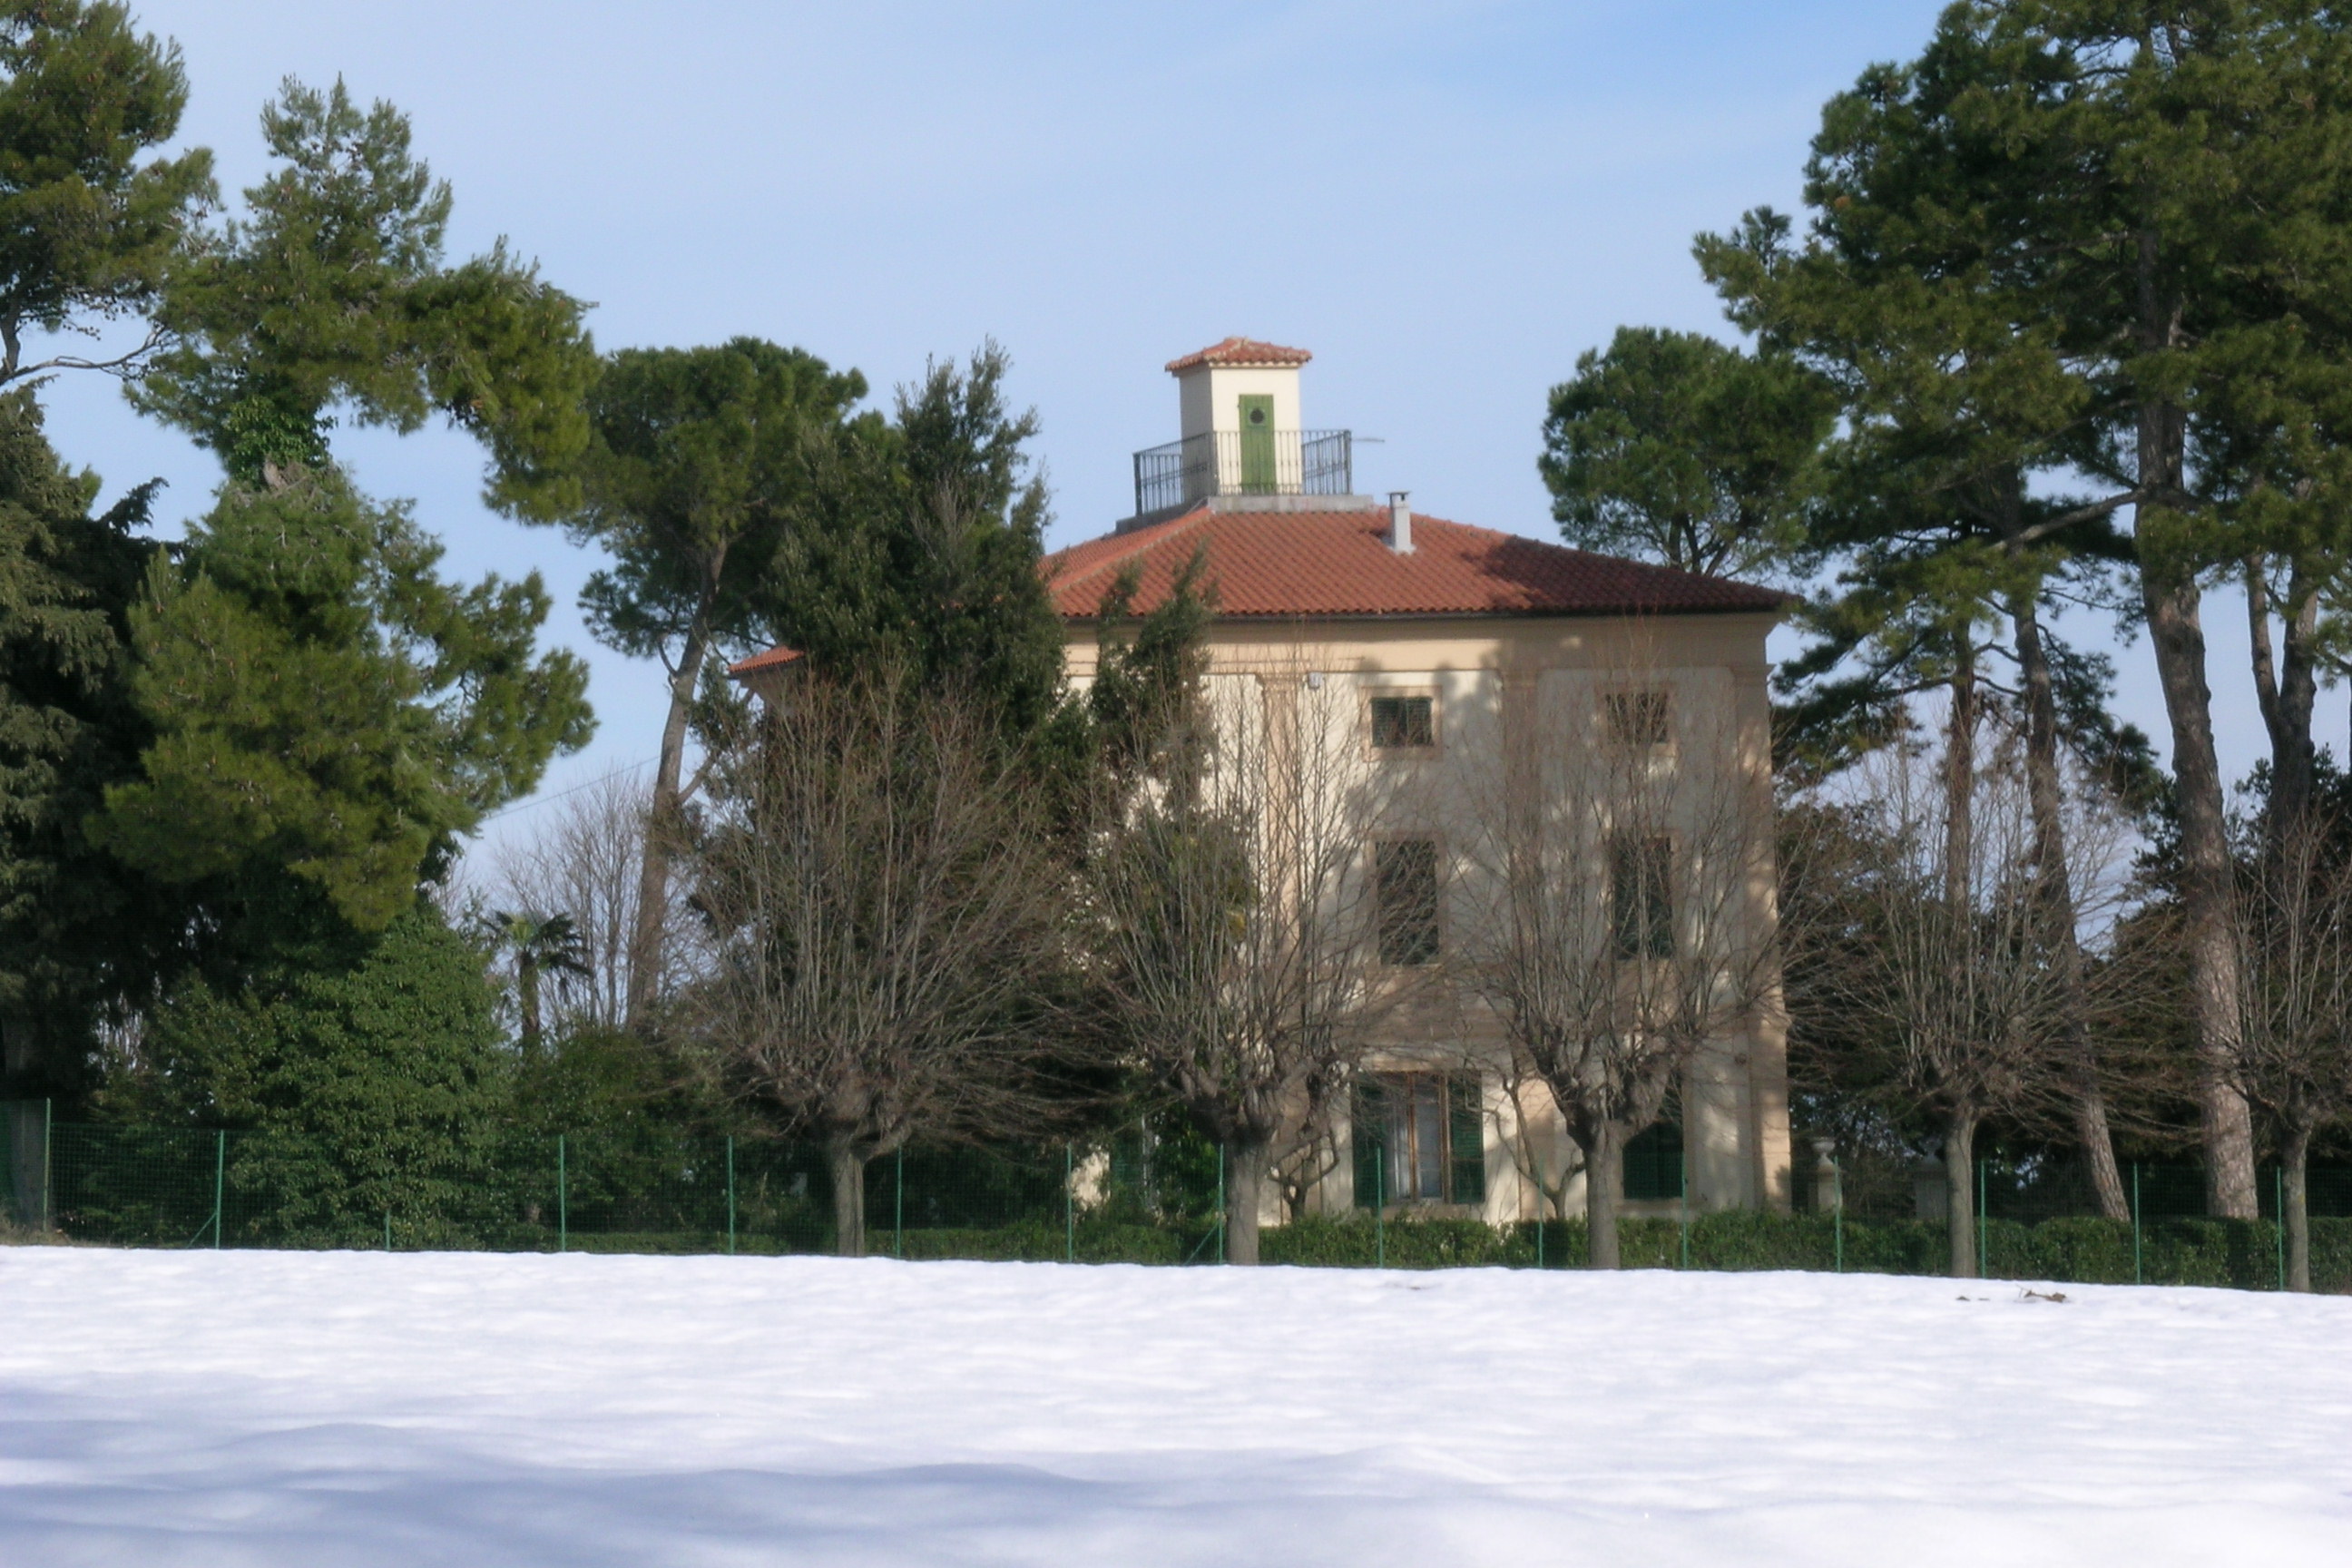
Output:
(1132, 427), (1354, 519)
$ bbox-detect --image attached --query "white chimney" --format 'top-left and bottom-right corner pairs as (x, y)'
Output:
(1387, 491), (1413, 554)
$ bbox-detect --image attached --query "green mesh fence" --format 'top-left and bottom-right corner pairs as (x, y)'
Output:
(5, 1103), (2349, 1292)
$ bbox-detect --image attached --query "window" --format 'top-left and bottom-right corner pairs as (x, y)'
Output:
(1354, 1073), (1486, 1207)
(1375, 837), (1440, 965)
(1611, 833), (1673, 960)
(1622, 1122), (1684, 1200)
(1370, 694), (1435, 750)
(1604, 690), (1671, 746)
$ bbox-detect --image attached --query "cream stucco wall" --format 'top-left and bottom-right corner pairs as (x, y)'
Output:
(1176, 364), (1303, 440)
(1066, 611), (1792, 1228)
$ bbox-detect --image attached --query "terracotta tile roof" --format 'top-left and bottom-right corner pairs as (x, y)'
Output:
(1164, 337), (1313, 374)
(727, 644), (804, 678)
(1043, 505), (1788, 622)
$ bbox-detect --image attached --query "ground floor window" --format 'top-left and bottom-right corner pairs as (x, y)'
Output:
(1623, 1122), (1684, 1200)
(1353, 1073), (1485, 1207)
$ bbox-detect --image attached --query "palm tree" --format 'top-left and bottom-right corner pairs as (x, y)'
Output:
(487, 910), (591, 1053)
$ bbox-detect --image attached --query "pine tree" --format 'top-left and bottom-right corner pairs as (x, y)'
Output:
(1539, 325), (1834, 583)
(87, 468), (589, 935)
(0, 2), (213, 387)
(561, 336), (868, 1024)
(0, 390), (166, 1094)
(132, 76), (594, 515)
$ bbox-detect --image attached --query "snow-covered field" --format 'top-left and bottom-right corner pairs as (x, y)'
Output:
(0, 1249), (2343, 1566)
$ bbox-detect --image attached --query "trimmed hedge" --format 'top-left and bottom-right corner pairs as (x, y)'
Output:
(1138, 1210), (2352, 1291)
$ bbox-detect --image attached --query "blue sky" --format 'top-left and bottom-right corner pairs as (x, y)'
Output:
(30, 0), (2284, 862)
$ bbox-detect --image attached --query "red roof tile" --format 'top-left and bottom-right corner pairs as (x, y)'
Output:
(1164, 338), (1313, 374)
(727, 645), (805, 678)
(1043, 506), (1788, 622)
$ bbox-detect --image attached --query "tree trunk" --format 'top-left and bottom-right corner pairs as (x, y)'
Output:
(518, 953), (543, 1055)
(2246, 557), (2320, 857)
(2010, 593), (2129, 1220)
(1585, 1121), (1624, 1270)
(2132, 228), (2258, 1220)
(0, 1009), (41, 1093)
(2283, 1122), (2312, 1295)
(828, 1138), (868, 1259)
(1943, 640), (1976, 915)
(1225, 1140), (1270, 1266)
(2142, 569), (2260, 1218)
(623, 615), (716, 1030)
(1945, 1112), (1978, 1279)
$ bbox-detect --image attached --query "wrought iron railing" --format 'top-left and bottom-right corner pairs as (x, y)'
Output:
(1132, 428), (1353, 516)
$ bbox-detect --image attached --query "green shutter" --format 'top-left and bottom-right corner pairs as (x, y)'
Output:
(1238, 394), (1277, 492)
(1623, 1122), (1684, 1200)
(1447, 1075), (1485, 1205)
(1352, 1080), (1388, 1210)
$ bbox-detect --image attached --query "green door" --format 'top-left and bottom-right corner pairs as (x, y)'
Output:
(1238, 393), (1276, 493)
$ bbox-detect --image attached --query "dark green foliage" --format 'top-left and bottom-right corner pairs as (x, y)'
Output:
(88, 468), (590, 931)
(1080, 546), (1216, 797)
(509, 1025), (696, 1140)
(575, 338), (866, 671)
(100, 902), (511, 1247)
(0, 390), (166, 1092)
(1540, 326), (1833, 582)
(133, 78), (593, 514)
(762, 343), (1066, 739)
(0, 2), (213, 386)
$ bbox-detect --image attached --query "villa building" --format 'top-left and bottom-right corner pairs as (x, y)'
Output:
(741, 338), (1794, 1226)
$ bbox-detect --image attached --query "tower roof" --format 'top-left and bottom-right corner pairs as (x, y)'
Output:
(1164, 338), (1313, 374)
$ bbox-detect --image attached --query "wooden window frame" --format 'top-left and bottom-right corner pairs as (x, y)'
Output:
(1352, 1071), (1488, 1210)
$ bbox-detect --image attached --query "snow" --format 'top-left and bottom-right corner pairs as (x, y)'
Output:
(0, 1249), (2343, 1566)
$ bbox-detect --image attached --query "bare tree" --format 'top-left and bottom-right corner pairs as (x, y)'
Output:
(1455, 657), (1781, 1269)
(1485, 1047), (1582, 1223)
(1086, 657), (1417, 1265)
(2227, 807), (2352, 1293)
(681, 671), (1070, 1257)
(1791, 731), (2144, 1277)
(486, 770), (677, 1035)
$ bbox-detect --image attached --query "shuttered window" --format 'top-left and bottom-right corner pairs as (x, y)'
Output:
(1447, 1075), (1486, 1205)
(1623, 1122), (1684, 1200)
(1353, 1073), (1485, 1208)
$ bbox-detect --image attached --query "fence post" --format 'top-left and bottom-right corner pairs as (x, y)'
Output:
(41, 1097), (52, 1232)
(208, 1130), (225, 1250)
(2132, 1162), (2142, 1287)
(1063, 1142), (1074, 1264)
(894, 1147), (904, 1260)
(2276, 1166), (2287, 1292)
(1833, 1158), (1844, 1275)
(726, 1135), (737, 1257)
(1678, 1149), (1690, 1271)
(1537, 1203), (1545, 1270)
(385, 1210), (391, 1251)
(556, 1135), (567, 1254)
(1374, 1146), (1384, 1270)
